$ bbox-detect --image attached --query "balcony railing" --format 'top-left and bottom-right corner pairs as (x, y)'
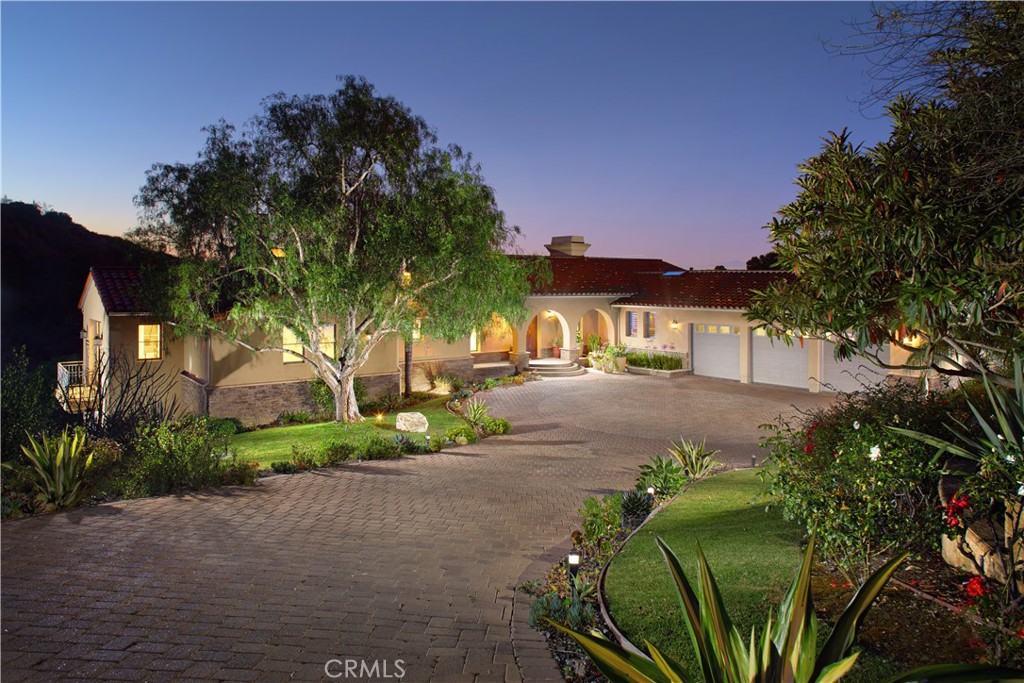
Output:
(56, 361), (97, 412)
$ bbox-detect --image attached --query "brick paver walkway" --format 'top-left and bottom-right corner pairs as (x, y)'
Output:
(2, 373), (832, 682)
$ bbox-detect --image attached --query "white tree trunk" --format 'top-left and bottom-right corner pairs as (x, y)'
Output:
(334, 371), (362, 423)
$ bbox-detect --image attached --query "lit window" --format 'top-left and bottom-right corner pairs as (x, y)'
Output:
(412, 319), (422, 342)
(138, 324), (161, 360)
(469, 328), (478, 352)
(319, 324), (336, 360)
(755, 328), (767, 336)
(643, 312), (656, 339)
(720, 326), (735, 335)
(695, 324), (706, 333)
(707, 324), (718, 334)
(282, 327), (304, 364)
(626, 312), (638, 337)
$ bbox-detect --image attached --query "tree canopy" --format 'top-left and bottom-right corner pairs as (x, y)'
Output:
(749, 2), (1023, 386)
(133, 76), (531, 421)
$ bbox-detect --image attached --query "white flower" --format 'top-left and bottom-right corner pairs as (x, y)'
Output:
(869, 446), (881, 462)
(1008, 453), (1017, 464)
(1019, 484), (1024, 497)
(853, 421), (860, 431)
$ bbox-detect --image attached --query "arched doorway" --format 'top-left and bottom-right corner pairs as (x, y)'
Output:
(526, 309), (570, 359)
(577, 308), (615, 354)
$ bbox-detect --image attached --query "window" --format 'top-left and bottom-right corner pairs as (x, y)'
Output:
(755, 328), (768, 336)
(138, 324), (162, 360)
(626, 311), (638, 337)
(282, 327), (304, 364)
(695, 324), (706, 333)
(720, 325), (739, 335)
(707, 324), (718, 334)
(643, 312), (656, 339)
(469, 328), (478, 352)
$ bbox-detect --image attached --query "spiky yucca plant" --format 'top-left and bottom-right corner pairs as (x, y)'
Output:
(667, 437), (720, 480)
(551, 536), (1022, 682)
(17, 427), (93, 512)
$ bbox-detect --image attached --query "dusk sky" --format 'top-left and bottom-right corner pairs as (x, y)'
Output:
(2, 2), (893, 268)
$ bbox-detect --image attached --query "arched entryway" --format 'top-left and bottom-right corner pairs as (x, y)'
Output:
(526, 309), (571, 359)
(577, 308), (615, 354)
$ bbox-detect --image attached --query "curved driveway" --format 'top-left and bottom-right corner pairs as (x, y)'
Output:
(1, 373), (832, 682)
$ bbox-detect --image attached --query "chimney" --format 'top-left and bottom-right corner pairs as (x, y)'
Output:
(544, 235), (591, 257)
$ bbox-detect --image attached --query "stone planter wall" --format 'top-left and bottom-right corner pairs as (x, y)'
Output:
(625, 366), (691, 379)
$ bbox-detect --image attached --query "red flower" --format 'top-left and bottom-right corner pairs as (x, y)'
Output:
(1015, 627), (1024, 640)
(966, 576), (987, 598)
(804, 442), (815, 455)
(951, 493), (970, 510)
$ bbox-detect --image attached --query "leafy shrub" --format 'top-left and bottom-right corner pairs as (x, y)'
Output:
(578, 493), (622, 555)
(393, 434), (428, 455)
(270, 460), (299, 474)
(1, 347), (65, 462)
(566, 600), (597, 632)
(637, 455), (688, 497)
(621, 488), (654, 528)
(667, 436), (720, 480)
(481, 417), (511, 436)
(205, 417), (243, 437)
(586, 334), (602, 355)
(1, 461), (36, 517)
(290, 444), (319, 470)
(13, 427), (93, 512)
(220, 457), (259, 486)
(427, 434), (444, 453)
(452, 389), (473, 400)
(434, 374), (465, 393)
(85, 437), (123, 482)
(444, 424), (477, 445)
(318, 439), (356, 466)
(359, 435), (402, 460)
(760, 381), (971, 581)
(124, 418), (224, 496)
(310, 377), (367, 415)
(626, 352), (684, 371)
(464, 398), (491, 426)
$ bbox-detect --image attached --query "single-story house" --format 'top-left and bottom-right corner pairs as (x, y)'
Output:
(59, 234), (906, 425)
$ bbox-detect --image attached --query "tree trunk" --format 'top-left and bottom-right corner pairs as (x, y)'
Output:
(404, 339), (413, 399)
(334, 371), (363, 423)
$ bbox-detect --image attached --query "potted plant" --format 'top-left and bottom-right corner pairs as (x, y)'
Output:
(607, 343), (627, 372)
(551, 336), (562, 359)
(586, 333), (602, 356)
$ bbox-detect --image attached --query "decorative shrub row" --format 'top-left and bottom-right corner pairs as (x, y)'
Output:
(625, 351), (684, 371)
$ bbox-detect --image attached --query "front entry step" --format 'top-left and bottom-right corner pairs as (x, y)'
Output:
(528, 358), (587, 377)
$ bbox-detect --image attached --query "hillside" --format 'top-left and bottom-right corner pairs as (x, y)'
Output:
(0, 201), (155, 365)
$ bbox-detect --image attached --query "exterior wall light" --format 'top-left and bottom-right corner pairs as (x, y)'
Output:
(670, 320), (680, 330)
(546, 310), (556, 320)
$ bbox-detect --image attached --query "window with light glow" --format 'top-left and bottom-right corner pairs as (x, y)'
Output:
(138, 324), (162, 360)
(626, 311), (638, 337)
(319, 324), (336, 360)
(469, 328), (478, 352)
(282, 327), (304, 363)
(643, 312), (656, 338)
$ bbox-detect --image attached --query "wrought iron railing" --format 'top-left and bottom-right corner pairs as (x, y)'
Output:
(57, 361), (85, 391)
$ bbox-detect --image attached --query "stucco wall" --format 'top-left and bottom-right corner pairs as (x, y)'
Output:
(519, 296), (619, 358)
(107, 316), (192, 413)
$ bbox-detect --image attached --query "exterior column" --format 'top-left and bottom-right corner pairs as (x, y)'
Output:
(739, 325), (752, 384)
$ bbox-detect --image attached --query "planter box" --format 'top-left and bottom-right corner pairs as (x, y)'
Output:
(625, 366), (691, 379)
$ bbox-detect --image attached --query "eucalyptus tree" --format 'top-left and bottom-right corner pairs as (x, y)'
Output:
(134, 76), (530, 421)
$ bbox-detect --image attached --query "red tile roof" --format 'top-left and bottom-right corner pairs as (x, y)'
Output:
(523, 255), (684, 296)
(615, 270), (793, 309)
(85, 267), (147, 314)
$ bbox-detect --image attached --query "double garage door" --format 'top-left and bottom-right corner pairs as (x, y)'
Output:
(693, 324), (889, 392)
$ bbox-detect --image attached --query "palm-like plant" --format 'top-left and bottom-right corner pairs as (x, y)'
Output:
(17, 427), (93, 512)
(551, 536), (1021, 682)
(464, 398), (491, 426)
(667, 437), (720, 481)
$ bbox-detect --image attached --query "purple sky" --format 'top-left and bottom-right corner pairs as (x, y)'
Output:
(2, 2), (892, 268)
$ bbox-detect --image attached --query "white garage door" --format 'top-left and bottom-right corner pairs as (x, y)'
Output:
(819, 342), (891, 393)
(691, 323), (741, 381)
(751, 330), (809, 389)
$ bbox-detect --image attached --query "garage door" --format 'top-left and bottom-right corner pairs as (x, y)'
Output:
(819, 342), (891, 393)
(751, 329), (809, 389)
(691, 323), (741, 380)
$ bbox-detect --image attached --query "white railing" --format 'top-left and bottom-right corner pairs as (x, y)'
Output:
(57, 361), (84, 391)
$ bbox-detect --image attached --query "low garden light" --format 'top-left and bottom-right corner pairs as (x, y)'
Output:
(567, 552), (581, 574)
(376, 413), (384, 422)
(751, 454), (757, 468)
(646, 486), (656, 497)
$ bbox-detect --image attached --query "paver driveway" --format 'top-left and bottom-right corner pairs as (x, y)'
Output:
(2, 373), (832, 683)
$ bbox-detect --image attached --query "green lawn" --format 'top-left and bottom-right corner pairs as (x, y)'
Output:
(603, 469), (899, 682)
(228, 397), (469, 467)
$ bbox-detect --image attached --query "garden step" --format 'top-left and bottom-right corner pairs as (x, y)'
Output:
(528, 360), (586, 377)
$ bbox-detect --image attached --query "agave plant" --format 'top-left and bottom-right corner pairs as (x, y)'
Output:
(17, 427), (93, 512)
(464, 398), (491, 426)
(551, 536), (1020, 682)
(668, 437), (721, 481)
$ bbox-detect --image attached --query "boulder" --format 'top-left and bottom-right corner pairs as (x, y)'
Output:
(396, 412), (429, 433)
